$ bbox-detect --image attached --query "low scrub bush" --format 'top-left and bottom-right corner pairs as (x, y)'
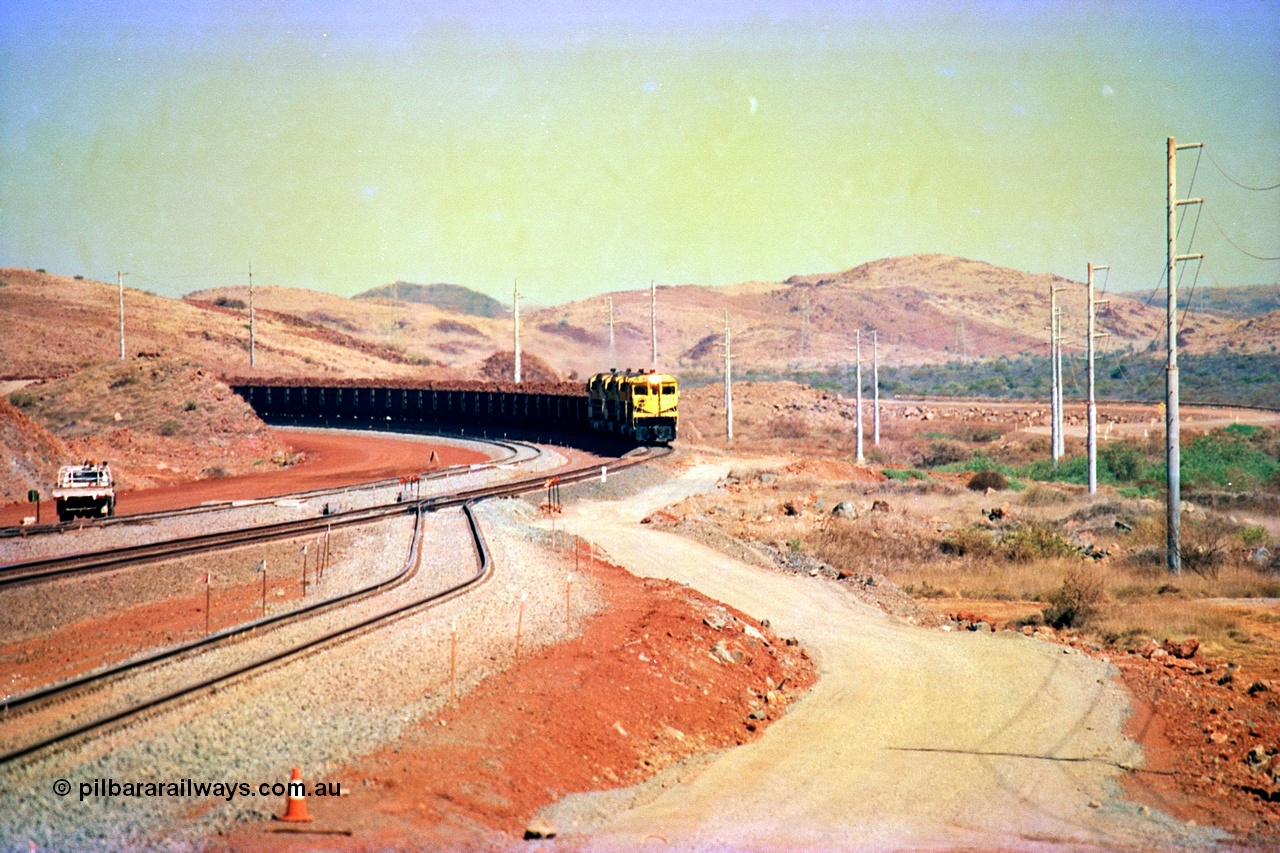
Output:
(967, 469), (1008, 492)
(159, 419), (180, 436)
(924, 440), (970, 466)
(940, 526), (996, 558)
(8, 390), (34, 408)
(997, 521), (1078, 563)
(1020, 484), (1071, 506)
(882, 467), (929, 482)
(213, 296), (247, 310)
(1042, 565), (1106, 629)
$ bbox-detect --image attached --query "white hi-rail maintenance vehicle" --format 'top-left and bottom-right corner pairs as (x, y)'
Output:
(53, 461), (116, 522)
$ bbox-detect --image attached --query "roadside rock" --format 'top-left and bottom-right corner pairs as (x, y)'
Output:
(525, 817), (558, 839)
(831, 501), (857, 519)
(1164, 637), (1200, 659)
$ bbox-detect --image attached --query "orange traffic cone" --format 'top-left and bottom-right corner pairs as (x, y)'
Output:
(276, 767), (313, 823)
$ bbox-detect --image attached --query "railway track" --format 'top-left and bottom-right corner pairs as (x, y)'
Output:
(0, 436), (534, 541)
(0, 443), (663, 766)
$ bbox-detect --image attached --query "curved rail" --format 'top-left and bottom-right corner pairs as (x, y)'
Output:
(0, 436), (532, 541)
(0, 444), (661, 765)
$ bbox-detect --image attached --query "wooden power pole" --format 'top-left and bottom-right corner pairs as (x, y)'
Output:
(1086, 263), (1110, 495)
(855, 329), (864, 462)
(650, 280), (657, 371)
(248, 263), (255, 368)
(513, 278), (522, 384)
(1166, 136), (1204, 575)
(117, 271), (128, 360)
(872, 329), (880, 446)
(723, 310), (733, 443)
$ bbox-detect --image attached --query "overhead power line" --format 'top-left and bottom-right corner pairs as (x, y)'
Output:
(1203, 203), (1280, 261)
(1203, 146), (1280, 191)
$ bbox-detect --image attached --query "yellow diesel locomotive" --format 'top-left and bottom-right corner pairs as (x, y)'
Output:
(587, 369), (678, 444)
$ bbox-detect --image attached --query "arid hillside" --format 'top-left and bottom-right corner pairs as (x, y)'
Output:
(0, 268), (455, 382)
(0, 397), (73, 503)
(10, 358), (292, 490)
(7, 258), (1270, 388)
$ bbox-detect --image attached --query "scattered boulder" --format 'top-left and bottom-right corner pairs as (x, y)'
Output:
(782, 501), (803, 517)
(831, 501), (857, 519)
(703, 610), (728, 631)
(871, 500), (890, 513)
(1163, 637), (1200, 659)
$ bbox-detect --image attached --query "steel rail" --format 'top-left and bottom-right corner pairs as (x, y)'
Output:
(0, 437), (531, 540)
(0, 445), (660, 765)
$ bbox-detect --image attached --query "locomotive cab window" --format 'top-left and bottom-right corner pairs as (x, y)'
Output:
(634, 385), (648, 395)
(662, 384), (675, 395)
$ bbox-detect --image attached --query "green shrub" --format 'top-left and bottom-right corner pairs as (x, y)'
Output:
(1240, 525), (1268, 548)
(997, 521), (1078, 563)
(159, 420), (180, 436)
(1102, 442), (1144, 482)
(8, 390), (34, 408)
(183, 400), (198, 412)
(882, 468), (929, 482)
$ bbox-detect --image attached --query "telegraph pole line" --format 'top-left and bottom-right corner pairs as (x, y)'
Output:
(117, 271), (128, 360)
(607, 296), (616, 369)
(1055, 301), (1067, 460)
(1166, 136), (1205, 576)
(650, 280), (658, 371)
(1086, 263), (1110, 495)
(872, 329), (880, 446)
(723, 310), (733, 443)
(513, 278), (522, 384)
(248, 263), (255, 368)
(1049, 284), (1060, 466)
(855, 329), (865, 462)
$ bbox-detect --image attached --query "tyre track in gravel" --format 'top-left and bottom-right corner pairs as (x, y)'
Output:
(547, 462), (1226, 852)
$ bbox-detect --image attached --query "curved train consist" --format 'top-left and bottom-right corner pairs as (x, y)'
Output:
(587, 369), (679, 444)
(232, 371), (679, 446)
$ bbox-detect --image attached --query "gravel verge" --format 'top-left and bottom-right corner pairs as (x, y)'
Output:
(0, 497), (598, 852)
(0, 435), (559, 565)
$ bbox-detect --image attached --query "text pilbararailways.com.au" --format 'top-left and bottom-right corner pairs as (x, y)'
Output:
(52, 777), (343, 802)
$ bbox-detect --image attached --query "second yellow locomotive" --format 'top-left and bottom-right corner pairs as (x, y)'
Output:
(587, 369), (678, 444)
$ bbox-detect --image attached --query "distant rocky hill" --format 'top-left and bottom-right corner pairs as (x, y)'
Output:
(354, 282), (507, 319)
(1113, 283), (1280, 317)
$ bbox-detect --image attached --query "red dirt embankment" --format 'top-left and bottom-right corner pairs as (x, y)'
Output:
(0, 430), (487, 527)
(215, 547), (816, 851)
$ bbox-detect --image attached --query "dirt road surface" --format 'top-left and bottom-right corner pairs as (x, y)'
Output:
(550, 462), (1223, 851)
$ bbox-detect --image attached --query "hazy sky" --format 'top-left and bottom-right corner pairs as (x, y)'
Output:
(2, 1), (1277, 302)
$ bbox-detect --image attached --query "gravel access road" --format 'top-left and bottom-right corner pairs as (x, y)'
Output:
(549, 462), (1224, 851)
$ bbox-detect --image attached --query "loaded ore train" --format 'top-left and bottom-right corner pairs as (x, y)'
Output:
(232, 371), (678, 446)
